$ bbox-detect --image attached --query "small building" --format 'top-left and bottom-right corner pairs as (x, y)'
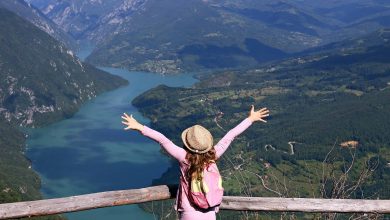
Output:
(340, 141), (359, 148)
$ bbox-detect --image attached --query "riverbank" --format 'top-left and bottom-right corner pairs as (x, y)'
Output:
(0, 33), (127, 219)
(26, 65), (198, 219)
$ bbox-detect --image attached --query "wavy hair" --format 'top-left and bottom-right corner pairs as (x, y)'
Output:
(185, 148), (217, 181)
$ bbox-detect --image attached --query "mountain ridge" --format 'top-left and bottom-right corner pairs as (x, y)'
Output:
(0, 7), (128, 127)
(0, 8), (126, 214)
(0, 0), (77, 50)
(30, 0), (390, 73)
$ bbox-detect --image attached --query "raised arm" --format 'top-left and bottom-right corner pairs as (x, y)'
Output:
(215, 105), (269, 158)
(122, 113), (186, 162)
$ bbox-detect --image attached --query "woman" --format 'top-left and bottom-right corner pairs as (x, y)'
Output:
(121, 105), (269, 220)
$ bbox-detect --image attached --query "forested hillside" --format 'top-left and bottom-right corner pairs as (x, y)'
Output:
(134, 29), (390, 219)
(0, 0), (76, 50)
(0, 8), (127, 127)
(0, 8), (127, 219)
(30, 0), (390, 73)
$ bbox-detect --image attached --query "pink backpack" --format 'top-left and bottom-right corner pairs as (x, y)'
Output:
(189, 162), (224, 209)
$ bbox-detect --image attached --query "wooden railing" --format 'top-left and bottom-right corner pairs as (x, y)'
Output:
(1, 185), (390, 219)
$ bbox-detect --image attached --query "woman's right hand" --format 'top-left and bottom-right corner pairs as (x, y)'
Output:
(248, 105), (270, 123)
(121, 113), (144, 131)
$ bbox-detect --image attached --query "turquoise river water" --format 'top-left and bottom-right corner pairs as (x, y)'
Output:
(26, 48), (197, 219)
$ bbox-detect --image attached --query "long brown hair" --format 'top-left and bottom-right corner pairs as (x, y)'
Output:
(185, 148), (217, 181)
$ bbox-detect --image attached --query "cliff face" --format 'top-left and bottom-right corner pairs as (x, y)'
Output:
(0, 0), (77, 50)
(0, 7), (127, 212)
(33, 0), (146, 42)
(0, 8), (127, 127)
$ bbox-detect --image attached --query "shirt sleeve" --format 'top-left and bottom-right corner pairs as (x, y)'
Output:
(215, 118), (252, 158)
(141, 125), (187, 162)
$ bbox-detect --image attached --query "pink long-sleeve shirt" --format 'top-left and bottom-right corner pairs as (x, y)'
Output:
(141, 118), (252, 212)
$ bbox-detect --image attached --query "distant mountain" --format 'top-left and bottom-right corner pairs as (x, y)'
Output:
(31, 0), (390, 73)
(86, 0), (320, 73)
(0, 0), (77, 50)
(300, 28), (390, 57)
(0, 7), (126, 208)
(0, 8), (127, 127)
(25, 0), (56, 9)
(30, 0), (144, 41)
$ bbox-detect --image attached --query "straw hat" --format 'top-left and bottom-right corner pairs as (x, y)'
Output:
(181, 125), (214, 154)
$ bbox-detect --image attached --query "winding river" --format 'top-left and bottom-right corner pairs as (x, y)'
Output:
(26, 47), (197, 219)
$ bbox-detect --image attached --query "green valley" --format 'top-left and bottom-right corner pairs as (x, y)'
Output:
(133, 29), (390, 219)
(2, 1), (390, 219)
(84, 0), (390, 74)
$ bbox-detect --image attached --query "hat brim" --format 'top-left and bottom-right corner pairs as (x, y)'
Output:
(181, 127), (213, 154)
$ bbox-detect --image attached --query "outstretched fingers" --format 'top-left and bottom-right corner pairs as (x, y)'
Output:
(121, 113), (135, 130)
(258, 113), (268, 123)
(121, 120), (130, 130)
(124, 126), (132, 130)
(251, 106), (270, 123)
(260, 107), (268, 111)
(122, 113), (132, 120)
(122, 113), (134, 122)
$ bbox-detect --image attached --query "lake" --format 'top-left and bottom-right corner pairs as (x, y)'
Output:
(26, 49), (197, 219)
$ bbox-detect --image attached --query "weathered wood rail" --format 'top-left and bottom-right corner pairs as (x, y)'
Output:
(1, 185), (390, 219)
